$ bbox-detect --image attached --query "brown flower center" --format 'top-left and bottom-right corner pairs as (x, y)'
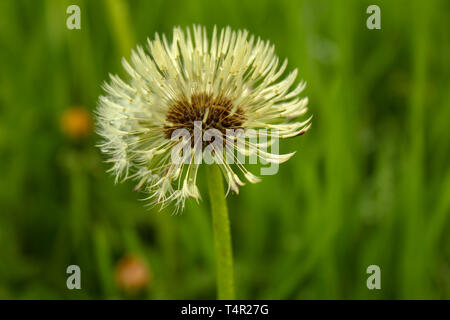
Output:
(164, 93), (246, 139)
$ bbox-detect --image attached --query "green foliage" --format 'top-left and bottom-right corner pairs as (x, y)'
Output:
(0, 0), (449, 299)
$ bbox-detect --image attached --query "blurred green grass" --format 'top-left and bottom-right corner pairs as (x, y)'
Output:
(0, 0), (449, 299)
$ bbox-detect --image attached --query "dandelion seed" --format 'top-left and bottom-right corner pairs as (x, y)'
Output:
(96, 25), (311, 211)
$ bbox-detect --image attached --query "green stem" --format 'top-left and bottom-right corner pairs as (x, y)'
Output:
(206, 165), (235, 300)
(104, 0), (135, 58)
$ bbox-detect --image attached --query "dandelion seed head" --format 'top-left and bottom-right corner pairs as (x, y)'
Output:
(96, 25), (311, 211)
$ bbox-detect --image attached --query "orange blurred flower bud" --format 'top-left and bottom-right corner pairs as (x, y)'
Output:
(61, 107), (92, 140)
(115, 255), (151, 293)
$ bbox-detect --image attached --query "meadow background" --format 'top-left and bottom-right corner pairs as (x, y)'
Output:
(0, 0), (449, 299)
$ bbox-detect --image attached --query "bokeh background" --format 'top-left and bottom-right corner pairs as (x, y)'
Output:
(0, 0), (449, 299)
